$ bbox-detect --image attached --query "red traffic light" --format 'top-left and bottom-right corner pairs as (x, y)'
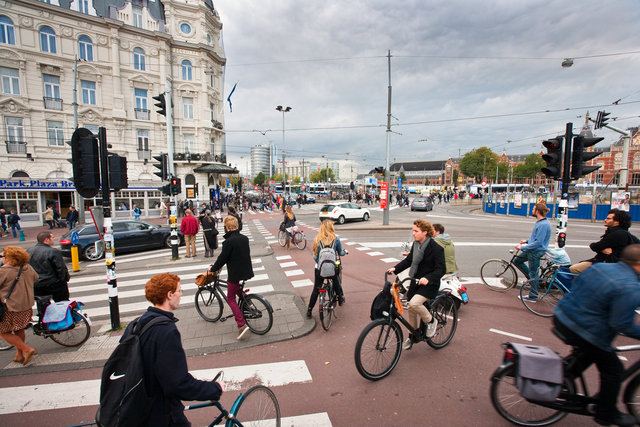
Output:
(542, 137), (562, 150)
(171, 178), (177, 186)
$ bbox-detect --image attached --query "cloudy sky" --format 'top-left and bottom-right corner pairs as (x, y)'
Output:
(214, 0), (640, 177)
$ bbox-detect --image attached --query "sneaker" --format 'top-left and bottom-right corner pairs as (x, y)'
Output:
(521, 296), (538, 303)
(425, 318), (438, 338)
(306, 308), (312, 319)
(338, 295), (345, 306)
(237, 325), (250, 340)
(402, 338), (413, 350)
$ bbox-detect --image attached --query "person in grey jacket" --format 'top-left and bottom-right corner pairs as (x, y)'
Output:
(27, 231), (70, 302)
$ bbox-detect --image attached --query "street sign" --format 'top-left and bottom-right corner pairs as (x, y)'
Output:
(302, 184), (306, 191)
(380, 182), (389, 210)
(481, 181), (487, 187)
(71, 231), (80, 245)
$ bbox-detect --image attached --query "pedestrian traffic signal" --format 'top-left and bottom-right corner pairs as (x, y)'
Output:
(152, 93), (166, 117)
(541, 137), (563, 180)
(170, 177), (181, 195)
(595, 111), (610, 130)
(571, 135), (604, 179)
(108, 154), (128, 191)
(152, 153), (168, 181)
(70, 128), (100, 198)
(194, 183), (199, 195)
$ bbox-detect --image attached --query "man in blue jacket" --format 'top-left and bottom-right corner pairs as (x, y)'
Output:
(554, 244), (640, 427)
(513, 202), (551, 301)
(126, 272), (225, 425)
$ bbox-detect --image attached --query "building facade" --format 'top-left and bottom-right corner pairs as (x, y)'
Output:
(0, 0), (231, 226)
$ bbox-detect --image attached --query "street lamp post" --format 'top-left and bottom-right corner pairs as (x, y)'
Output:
(276, 106), (291, 190)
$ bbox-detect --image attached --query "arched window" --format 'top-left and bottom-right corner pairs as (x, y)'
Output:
(0, 16), (16, 45)
(40, 26), (57, 53)
(133, 47), (145, 71)
(78, 35), (93, 61)
(11, 171), (29, 178)
(185, 174), (195, 185)
(181, 60), (192, 81)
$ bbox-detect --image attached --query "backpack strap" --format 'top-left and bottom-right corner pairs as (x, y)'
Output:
(131, 316), (171, 336)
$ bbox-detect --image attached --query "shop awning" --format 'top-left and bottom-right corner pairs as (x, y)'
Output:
(193, 163), (238, 174)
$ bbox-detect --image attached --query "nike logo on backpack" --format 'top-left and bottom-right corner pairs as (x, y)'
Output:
(110, 373), (125, 380)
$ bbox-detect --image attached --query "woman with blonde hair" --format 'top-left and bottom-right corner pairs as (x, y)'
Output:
(0, 246), (39, 365)
(307, 220), (347, 318)
(283, 205), (296, 250)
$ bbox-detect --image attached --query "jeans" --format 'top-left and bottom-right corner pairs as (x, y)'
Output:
(68, 221), (76, 230)
(308, 269), (344, 310)
(10, 223), (20, 238)
(226, 281), (246, 328)
(513, 249), (546, 298)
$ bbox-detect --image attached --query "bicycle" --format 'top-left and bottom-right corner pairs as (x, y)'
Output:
(194, 276), (274, 335)
(277, 226), (306, 250)
(184, 372), (281, 426)
(490, 328), (640, 426)
(317, 254), (344, 331)
(354, 273), (458, 381)
(519, 266), (576, 318)
(480, 249), (556, 292)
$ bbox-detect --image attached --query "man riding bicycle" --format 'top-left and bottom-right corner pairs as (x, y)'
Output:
(514, 202), (551, 302)
(553, 244), (640, 427)
(387, 219), (445, 350)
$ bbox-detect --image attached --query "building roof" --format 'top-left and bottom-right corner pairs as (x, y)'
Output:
(389, 160), (448, 172)
(193, 163), (238, 174)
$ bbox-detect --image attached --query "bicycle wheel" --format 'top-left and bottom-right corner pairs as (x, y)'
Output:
(354, 318), (403, 381)
(519, 279), (563, 318)
(427, 294), (458, 349)
(319, 286), (334, 331)
(242, 294), (273, 335)
(230, 384), (281, 427)
(50, 308), (91, 347)
(490, 364), (570, 426)
(277, 230), (286, 247)
(481, 259), (518, 292)
(195, 286), (223, 322)
(293, 231), (306, 250)
(624, 375), (640, 420)
(0, 338), (14, 351)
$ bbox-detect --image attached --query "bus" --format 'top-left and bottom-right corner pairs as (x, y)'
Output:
(469, 183), (533, 195)
(308, 183), (328, 194)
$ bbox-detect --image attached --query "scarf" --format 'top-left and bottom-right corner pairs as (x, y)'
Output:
(409, 237), (430, 279)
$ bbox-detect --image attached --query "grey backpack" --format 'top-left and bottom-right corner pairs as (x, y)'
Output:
(318, 240), (337, 278)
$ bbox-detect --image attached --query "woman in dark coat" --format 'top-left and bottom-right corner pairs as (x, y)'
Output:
(388, 219), (445, 350)
(199, 209), (218, 258)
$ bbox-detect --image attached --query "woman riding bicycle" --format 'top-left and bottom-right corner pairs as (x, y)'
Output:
(283, 205), (296, 250)
(306, 220), (347, 319)
(387, 219), (445, 350)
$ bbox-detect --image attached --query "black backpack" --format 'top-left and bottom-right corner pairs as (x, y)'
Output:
(96, 316), (169, 427)
(370, 280), (393, 320)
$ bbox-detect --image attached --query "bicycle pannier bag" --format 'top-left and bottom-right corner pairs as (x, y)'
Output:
(318, 240), (337, 278)
(96, 316), (169, 427)
(370, 280), (392, 320)
(43, 300), (76, 330)
(510, 342), (563, 402)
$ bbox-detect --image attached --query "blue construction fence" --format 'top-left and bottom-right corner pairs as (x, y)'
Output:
(483, 200), (640, 222)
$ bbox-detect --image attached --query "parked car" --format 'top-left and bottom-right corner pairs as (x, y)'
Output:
(410, 197), (433, 212)
(319, 203), (370, 224)
(59, 220), (184, 261)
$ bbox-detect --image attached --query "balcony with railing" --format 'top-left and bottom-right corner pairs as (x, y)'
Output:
(6, 140), (27, 154)
(43, 97), (63, 110)
(135, 108), (150, 120)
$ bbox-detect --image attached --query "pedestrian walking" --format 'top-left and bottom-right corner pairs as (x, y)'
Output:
(65, 206), (78, 230)
(0, 246), (39, 366)
(0, 208), (7, 237)
(180, 209), (199, 258)
(160, 199), (167, 218)
(227, 206), (242, 232)
(28, 231), (71, 302)
(199, 209), (218, 257)
(7, 210), (21, 238)
(43, 205), (54, 229)
(132, 203), (141, 220)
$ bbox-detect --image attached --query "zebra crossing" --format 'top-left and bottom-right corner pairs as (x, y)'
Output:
(0, 360), (333, 425)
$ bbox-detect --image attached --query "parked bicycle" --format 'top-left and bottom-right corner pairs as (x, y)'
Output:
(278, 226), (306, 250)
(195, 276), (274, 335)
(184, 371), (281, 426)
(354, 273), (458, 381)
(317, 254), (344, 331)
(490, 328), (640, 426)
(480, 249), (557, 292)
(519, 265), (576, 318)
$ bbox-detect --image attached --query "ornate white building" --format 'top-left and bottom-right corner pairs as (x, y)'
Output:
(0, 0), (231, 224)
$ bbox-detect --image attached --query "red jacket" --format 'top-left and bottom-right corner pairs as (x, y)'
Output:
(180, 215), (199, 235)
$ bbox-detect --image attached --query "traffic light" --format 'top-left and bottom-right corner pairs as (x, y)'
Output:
(541, 137), (563, 180)
(374, 167), (385, 177)
(159, 184), (171, 196)
(70, 128), (100, 198)
(152, 153), (168, 181)
(153, 93), (166, 117)
(194, 183), (199, 195)
(170, 177), (181, 195)
(571, 135), (604, 179)
(108, 154), (128, 191)
(595, 111), (610, 130)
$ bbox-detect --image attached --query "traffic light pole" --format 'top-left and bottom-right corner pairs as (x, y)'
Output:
(383, 50), (392, 226)
(556, 123), (573, 248)
(98, 127), (120, 330)
(164, 80), (179, 260)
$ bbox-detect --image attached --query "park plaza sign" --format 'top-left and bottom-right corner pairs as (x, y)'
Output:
(0, 179), (75, 189)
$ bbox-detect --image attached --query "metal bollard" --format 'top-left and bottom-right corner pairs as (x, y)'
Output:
(18, 229), (25, 241)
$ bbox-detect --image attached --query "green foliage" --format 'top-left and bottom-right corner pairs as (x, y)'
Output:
(310, 168), (334, 182)
(452, 169), (459, 183)
(253, 172), (266, 186)
(514, 154), (545, 181)
(458, 147), (498, 181)
(399, 172), (407, 182)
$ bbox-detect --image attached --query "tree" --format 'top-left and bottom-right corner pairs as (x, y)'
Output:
(424, 177), (430, 185)
(514, 154), (545, 182)
(272, 173), (289, 182)
(309, 170), (323, 183)
(399, 172), (407, 182)
(253, 172), (266, 186)
(458, 147), (498, 182)
(293, 176), (301, 183)
(452, 169), (459, 184)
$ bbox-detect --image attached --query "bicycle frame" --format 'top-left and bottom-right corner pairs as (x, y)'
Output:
(206, 278), (249, 323)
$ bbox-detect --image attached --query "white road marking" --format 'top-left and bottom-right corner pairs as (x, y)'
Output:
(367, 251), (385, 256)
(291, 279), (314, 288)
(285, 269), (305, 277)
(276, 255), (292, 260)
(280, 261), (297, 268)
(489, 328), (532, 341)
(380, 257), (400, 263)
(355, 246), (370, 251)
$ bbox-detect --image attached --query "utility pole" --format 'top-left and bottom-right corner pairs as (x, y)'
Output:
(383, 50), (392, 226)
(165, 80), (179, 260)
(555, 123), (573, 248)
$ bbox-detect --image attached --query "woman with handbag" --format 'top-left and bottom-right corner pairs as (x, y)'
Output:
(200, 209), (219, 257)
(0, 246), (39, 365)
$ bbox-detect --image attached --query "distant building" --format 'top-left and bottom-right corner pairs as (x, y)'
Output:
(250, 144), (271, 178)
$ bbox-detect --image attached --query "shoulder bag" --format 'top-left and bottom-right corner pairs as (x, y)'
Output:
(0, 266), (23, 321)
